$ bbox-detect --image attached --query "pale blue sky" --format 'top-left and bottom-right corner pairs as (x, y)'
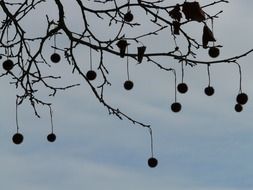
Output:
(0, 0), (253, 190)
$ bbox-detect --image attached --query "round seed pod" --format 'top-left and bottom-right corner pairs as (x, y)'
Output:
(171, 102), (182, 113)
(177, 83), (188, 94)
(50, 53), (61, 63)
(208, 47), (220, 58)
(204, 86), (215, 96)
(86, 70), (97, 81)
(3, 59), (14, 71)
(236, 93), (248, 105)
(124, 11), (134, 22)
(148, 157), (158, 168)
(234, 104), (243, 112)
(124, 80), (134, 90)
(12, 133), (24, 145)
(47, 133), (56, 142)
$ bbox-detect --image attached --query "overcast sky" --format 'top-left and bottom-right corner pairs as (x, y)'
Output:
(0, 0), (253, 190)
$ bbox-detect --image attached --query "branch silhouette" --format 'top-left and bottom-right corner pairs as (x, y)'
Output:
(0, 0), (251, 167)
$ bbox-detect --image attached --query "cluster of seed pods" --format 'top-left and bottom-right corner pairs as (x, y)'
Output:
(12, 132), (56, 145)
(169, 47), (249, 114)
(2, 3), (248, 169)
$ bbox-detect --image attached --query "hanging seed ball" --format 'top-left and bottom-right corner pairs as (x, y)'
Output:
(12, 133), (24, 145)
(86, 70), (97, 81)
(171, 102), (182, 113)
(124, 11), (134, 22)
(208, 47), (220, 58)
(3, 59), (14, 71)
(148, 157), (158, 168)
(177, 83), (188, 94)
(236, 93), (248, 105)
(50, 53), (61, 63)
(124, 80), (134, 90)
(204, 86), (215, 96)
(47, 133), (56, 142)
(234, 104), (243, 112)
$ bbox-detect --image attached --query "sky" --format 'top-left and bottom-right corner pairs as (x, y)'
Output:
(0, 0), (253, 190)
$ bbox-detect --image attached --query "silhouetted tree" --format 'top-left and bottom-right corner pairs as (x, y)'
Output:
(0, 0), (251, 167)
